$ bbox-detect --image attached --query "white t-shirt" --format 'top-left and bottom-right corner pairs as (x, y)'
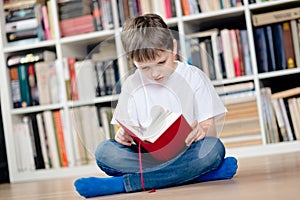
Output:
(112, 61), (226, 128)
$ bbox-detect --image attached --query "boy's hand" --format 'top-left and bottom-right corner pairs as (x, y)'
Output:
(115, 128), (134, 146)
(185, 121), (206, 146)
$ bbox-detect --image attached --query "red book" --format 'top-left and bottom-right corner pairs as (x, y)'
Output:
(53, 110), (69, 167)
(117, 107), (192, 161)
(68, 57), (78, 101)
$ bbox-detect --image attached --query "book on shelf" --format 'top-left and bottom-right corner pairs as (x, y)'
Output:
(116, 106), (192, 161)
(52, 110), (69, 167)
(4, 2), (47, 44)
(74, 59), (97, 101)
(215, 81), (255, 96)
(252, 7), (300, 27)
(271, 87), (300, 140)
(287, 98), (300, 140)
(18, 65), (31, 108)
(9, 67), (22, 108)
(70, 106), (106, 165)
(272, 23), (287, 70)
(36, 113), (51, 169)
(26, 114), (45, 170)
(290, 19), (300, 68)
(99, 0), (114, 30)
(27, 64), (39, 106)
(254, 27), (269, 73)
(220, 29), (235, 78)
(13, 118), (35, 171)
(282, 21), (296, 69)
(260, 87), (279, 144)
(7, 50), (56, 67)
(42, 110), (60, 168)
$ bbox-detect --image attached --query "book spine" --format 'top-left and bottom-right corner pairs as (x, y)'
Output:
(282, 21), (296, 69)
(272, 23), (287, 70)
(68, 57), (79, 101)
(41, 5), (51, 40)
(9, 67), (22, 108)
(5, 18), (38, 33)
(18, 65), (31, 107)
(53, 110), (69, 167)
(27, 64), (39, 106)
(252, 7), (300, 27)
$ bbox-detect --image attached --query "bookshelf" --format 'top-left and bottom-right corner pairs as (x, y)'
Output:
(0, 0), (300, 183)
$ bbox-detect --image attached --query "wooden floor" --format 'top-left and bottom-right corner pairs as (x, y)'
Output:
(1, 152), (300, 200)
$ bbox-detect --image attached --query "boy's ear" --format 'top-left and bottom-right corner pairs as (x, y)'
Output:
(173, 39), (177, 58)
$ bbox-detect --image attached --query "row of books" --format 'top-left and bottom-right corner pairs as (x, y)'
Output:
(186, 28), (252, 80)
(261, 87), (300, 144)
(58, 0), (114, 37)
(181, 0), (243, 16)
(4, 0), (53, 45)
(64, 57), (120, 102)
(13, 105), (115, 172)
(249, 0), (280, 4)
(215, 81), (261, 148)
(252, 7), (300, 72)
(117, 0), (176, 26)
(8, 50), (62, 108)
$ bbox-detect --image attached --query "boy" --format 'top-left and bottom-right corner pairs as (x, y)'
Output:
(74, 13), (237, 198)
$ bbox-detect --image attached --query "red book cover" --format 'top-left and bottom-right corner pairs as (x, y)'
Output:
(164, 0), (172, 18)
(53, 110), (69, 167)
(117, 112), (192, 161)
(68, 57), (78, 101)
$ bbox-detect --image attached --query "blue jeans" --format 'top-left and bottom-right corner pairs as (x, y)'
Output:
(95, 136), (225, 192)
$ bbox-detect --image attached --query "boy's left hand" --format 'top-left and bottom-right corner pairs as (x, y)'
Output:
(185, 121), (205, 146)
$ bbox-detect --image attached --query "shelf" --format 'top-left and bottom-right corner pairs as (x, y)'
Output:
(11, 104), (64, 115)
(257, 68), (300, 80)
(67, 94), (119, 108)
(227, 140), (300, 158)
(4, 40), (57, 53)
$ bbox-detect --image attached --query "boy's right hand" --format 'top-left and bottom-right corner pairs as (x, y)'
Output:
(115, 127), (134, 146)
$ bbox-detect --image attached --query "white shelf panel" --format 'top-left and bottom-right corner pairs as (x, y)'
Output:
(227, 140), (300, 158)
(59, 30), (116, 45)
(249, 0), (299, 10)
(4, 40), (56, 53)
(9, 164), (102, 183)
(11, 104), (64, 115)
(67, 94), (120, 108)
(257, 68), (300, 79)
(182, 6), (245, 22)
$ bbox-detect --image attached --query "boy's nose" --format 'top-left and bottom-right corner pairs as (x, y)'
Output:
(151, 68), (160, 78)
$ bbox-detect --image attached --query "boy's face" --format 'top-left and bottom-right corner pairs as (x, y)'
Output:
(133, 43), (177, 84)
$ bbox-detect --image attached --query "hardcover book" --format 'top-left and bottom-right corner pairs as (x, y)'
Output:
(116, 106), (192, 161)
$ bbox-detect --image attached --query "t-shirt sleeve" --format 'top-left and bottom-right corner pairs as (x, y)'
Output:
(194, 71), (227, 122)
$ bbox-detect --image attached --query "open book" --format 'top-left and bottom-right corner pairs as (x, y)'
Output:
(116, 106), (192, 161)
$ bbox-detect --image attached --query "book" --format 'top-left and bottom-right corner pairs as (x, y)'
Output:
(18, 65), (31, 107)
(116, 106), (192, 161)
(282, 21), (296, 69)
(272, 23), (287, 70)
(254, 27), (269, 73)
(290, 20), (300, 68)
(252, 7), (300, 27)
(9, 67), (22, 108)
(7, 50), (56, 67)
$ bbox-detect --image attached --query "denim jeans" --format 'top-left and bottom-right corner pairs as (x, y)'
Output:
(95, 136), (225, 192)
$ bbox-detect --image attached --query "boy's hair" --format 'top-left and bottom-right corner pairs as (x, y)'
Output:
(121, 13), (174, 62)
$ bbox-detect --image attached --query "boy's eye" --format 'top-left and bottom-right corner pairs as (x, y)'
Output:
(141, 66), (150, 70)
(158, 60), (166, 65)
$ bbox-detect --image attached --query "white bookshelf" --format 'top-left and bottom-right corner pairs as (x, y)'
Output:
(0, 0), (300, 183)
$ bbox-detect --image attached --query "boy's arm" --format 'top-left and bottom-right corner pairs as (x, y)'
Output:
(185, 117), (216, 146)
